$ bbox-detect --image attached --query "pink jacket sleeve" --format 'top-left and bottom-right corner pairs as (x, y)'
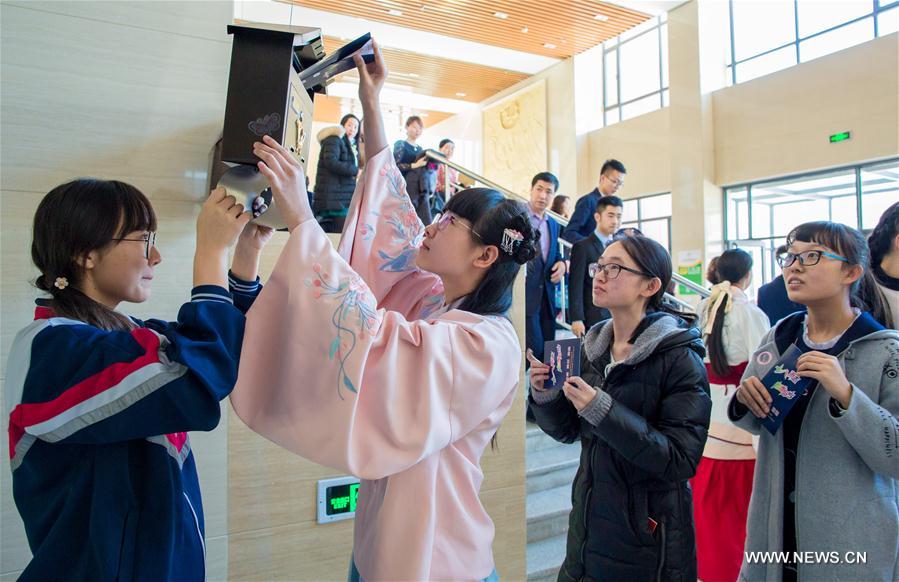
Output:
(230, 220), (520, 480)
(336, 146), (444, 320)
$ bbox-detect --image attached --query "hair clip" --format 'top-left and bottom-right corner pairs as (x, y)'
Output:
(501, 229), (524, 255)
(54, 277), (69, 290)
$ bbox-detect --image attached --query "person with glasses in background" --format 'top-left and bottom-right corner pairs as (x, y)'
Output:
(561, 159), (627, 244)
(7, 179), (272, 580)
(529, 234), (710, 581)
(728, 222), (897, 582)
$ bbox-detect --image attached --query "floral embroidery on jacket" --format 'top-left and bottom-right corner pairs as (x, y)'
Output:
(306, 263), (379, 399)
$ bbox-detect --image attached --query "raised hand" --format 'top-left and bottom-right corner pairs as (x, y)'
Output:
(196, 187), (251, 253)
(353, 40), (388, 158)
(253, 135), (313, 232)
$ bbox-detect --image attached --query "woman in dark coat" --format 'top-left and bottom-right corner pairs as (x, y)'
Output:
(313, 113), (359, 233)
(529, 235), (711, 582)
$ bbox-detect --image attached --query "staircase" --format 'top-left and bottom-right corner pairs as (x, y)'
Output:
(525, 421), (581, 582)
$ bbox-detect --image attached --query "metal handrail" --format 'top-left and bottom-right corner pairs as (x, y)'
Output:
(422, 150), (710, 319)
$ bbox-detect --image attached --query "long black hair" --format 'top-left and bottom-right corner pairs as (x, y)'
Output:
(868, 202), (899, 276)
(32, 178), (157, 330)
(706, 249), (753, 377)
(442, 188), (538, 316)
(340, 113), (361, 149)
(786, 221), (888, 325)
(613, 235), (697, 326)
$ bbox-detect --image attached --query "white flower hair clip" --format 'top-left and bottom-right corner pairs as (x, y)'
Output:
(501, 228), (524, 255)
(54, 277), (69, 290)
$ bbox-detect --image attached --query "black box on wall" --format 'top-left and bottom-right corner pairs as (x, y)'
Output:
(221, 23), (320, 167)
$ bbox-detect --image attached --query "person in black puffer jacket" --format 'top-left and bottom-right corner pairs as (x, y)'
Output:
(529, 235), (711, 582)
(313, 114), (360, 233)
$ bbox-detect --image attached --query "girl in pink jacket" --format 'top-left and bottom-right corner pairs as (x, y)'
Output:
(230, 42), (537, 581)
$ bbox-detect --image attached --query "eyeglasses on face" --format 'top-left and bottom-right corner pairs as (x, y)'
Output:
(588, 261), (651, 279)
(602, 175), (624, 188)
(776, 249), (848, 268)
(430, 212), (482, 240)
(112, 232), (157, 259)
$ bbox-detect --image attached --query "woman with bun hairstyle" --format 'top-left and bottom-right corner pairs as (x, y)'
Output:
(230, 41), (534, 581)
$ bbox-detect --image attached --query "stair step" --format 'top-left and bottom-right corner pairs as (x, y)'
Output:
(526, 484), (572, 543)
(526, 533), (567, 582)
(526, 442), (581, 494)
(526, 423), (567, 454)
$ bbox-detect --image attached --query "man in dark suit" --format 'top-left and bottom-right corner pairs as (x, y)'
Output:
(757, 245), (806, 325)
(561, 159), (626, 244)
(568, 196), (623, 337)
(525, 172), (566, 362)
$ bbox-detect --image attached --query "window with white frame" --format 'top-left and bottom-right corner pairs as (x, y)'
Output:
(724, 158), (899, 287)
(621, 192), (673, 251)
(603, 15), (669, 126)
(726, 0), (899, 86)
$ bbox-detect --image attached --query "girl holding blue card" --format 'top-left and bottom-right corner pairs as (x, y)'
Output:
(529, 235), (711, 581)
(729, 221), (898, 582)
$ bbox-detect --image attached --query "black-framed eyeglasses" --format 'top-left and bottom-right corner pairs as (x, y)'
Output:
(776, 249), (848, 268)
(112, 232), (157, 259)
(430, 212), (482, 240)
(588, 261), (651, 279)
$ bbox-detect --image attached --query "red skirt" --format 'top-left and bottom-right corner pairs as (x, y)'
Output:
(691, 456), (755, 582)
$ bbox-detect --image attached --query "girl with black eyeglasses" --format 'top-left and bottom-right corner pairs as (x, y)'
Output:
(7, 179), (272, 580)
(729, 221), (898, 581)
(529, 235), (711, 581)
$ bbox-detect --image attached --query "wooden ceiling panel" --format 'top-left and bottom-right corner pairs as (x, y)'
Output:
(288, 0), (652, 59)
(322, 37), (528, 103)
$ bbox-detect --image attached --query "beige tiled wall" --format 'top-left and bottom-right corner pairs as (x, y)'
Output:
(0, 1), (233, 577)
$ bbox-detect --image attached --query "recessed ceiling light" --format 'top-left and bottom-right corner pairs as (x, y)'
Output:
(407, 72), (420, 78)
(456, 92), (467, 97)
(594, 14), (609, 21)
(493, 11), (509, 19)
(543, 43), (556, 49)
(421, 113), (430, 117)
(521, 27), (529, 33)
(388, 9), (403, 16)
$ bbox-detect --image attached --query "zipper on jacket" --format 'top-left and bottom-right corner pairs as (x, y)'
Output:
(655, 522), (667, 582)
(183, 491), (207, 581)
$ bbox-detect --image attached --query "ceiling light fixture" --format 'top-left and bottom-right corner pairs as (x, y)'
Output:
(594, 14), (609, 21)
(521, 27), (529, 33)
(388, 9), (403, 16)
(456, 92), (467, 97)
(493, 11), (509, 19)
(543, 43), (556, 49)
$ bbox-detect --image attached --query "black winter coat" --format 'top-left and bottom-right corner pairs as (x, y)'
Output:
(313, 128), (358, 214)
(530, 312), (711, 582)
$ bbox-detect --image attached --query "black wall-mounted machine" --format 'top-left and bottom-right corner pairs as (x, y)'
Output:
(210, 22), (374, 229)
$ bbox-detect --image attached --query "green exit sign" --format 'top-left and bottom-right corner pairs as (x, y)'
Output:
(829, 131), (851, 143)
(317, 476), (361, 523)
(327, 482), (360, 515)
